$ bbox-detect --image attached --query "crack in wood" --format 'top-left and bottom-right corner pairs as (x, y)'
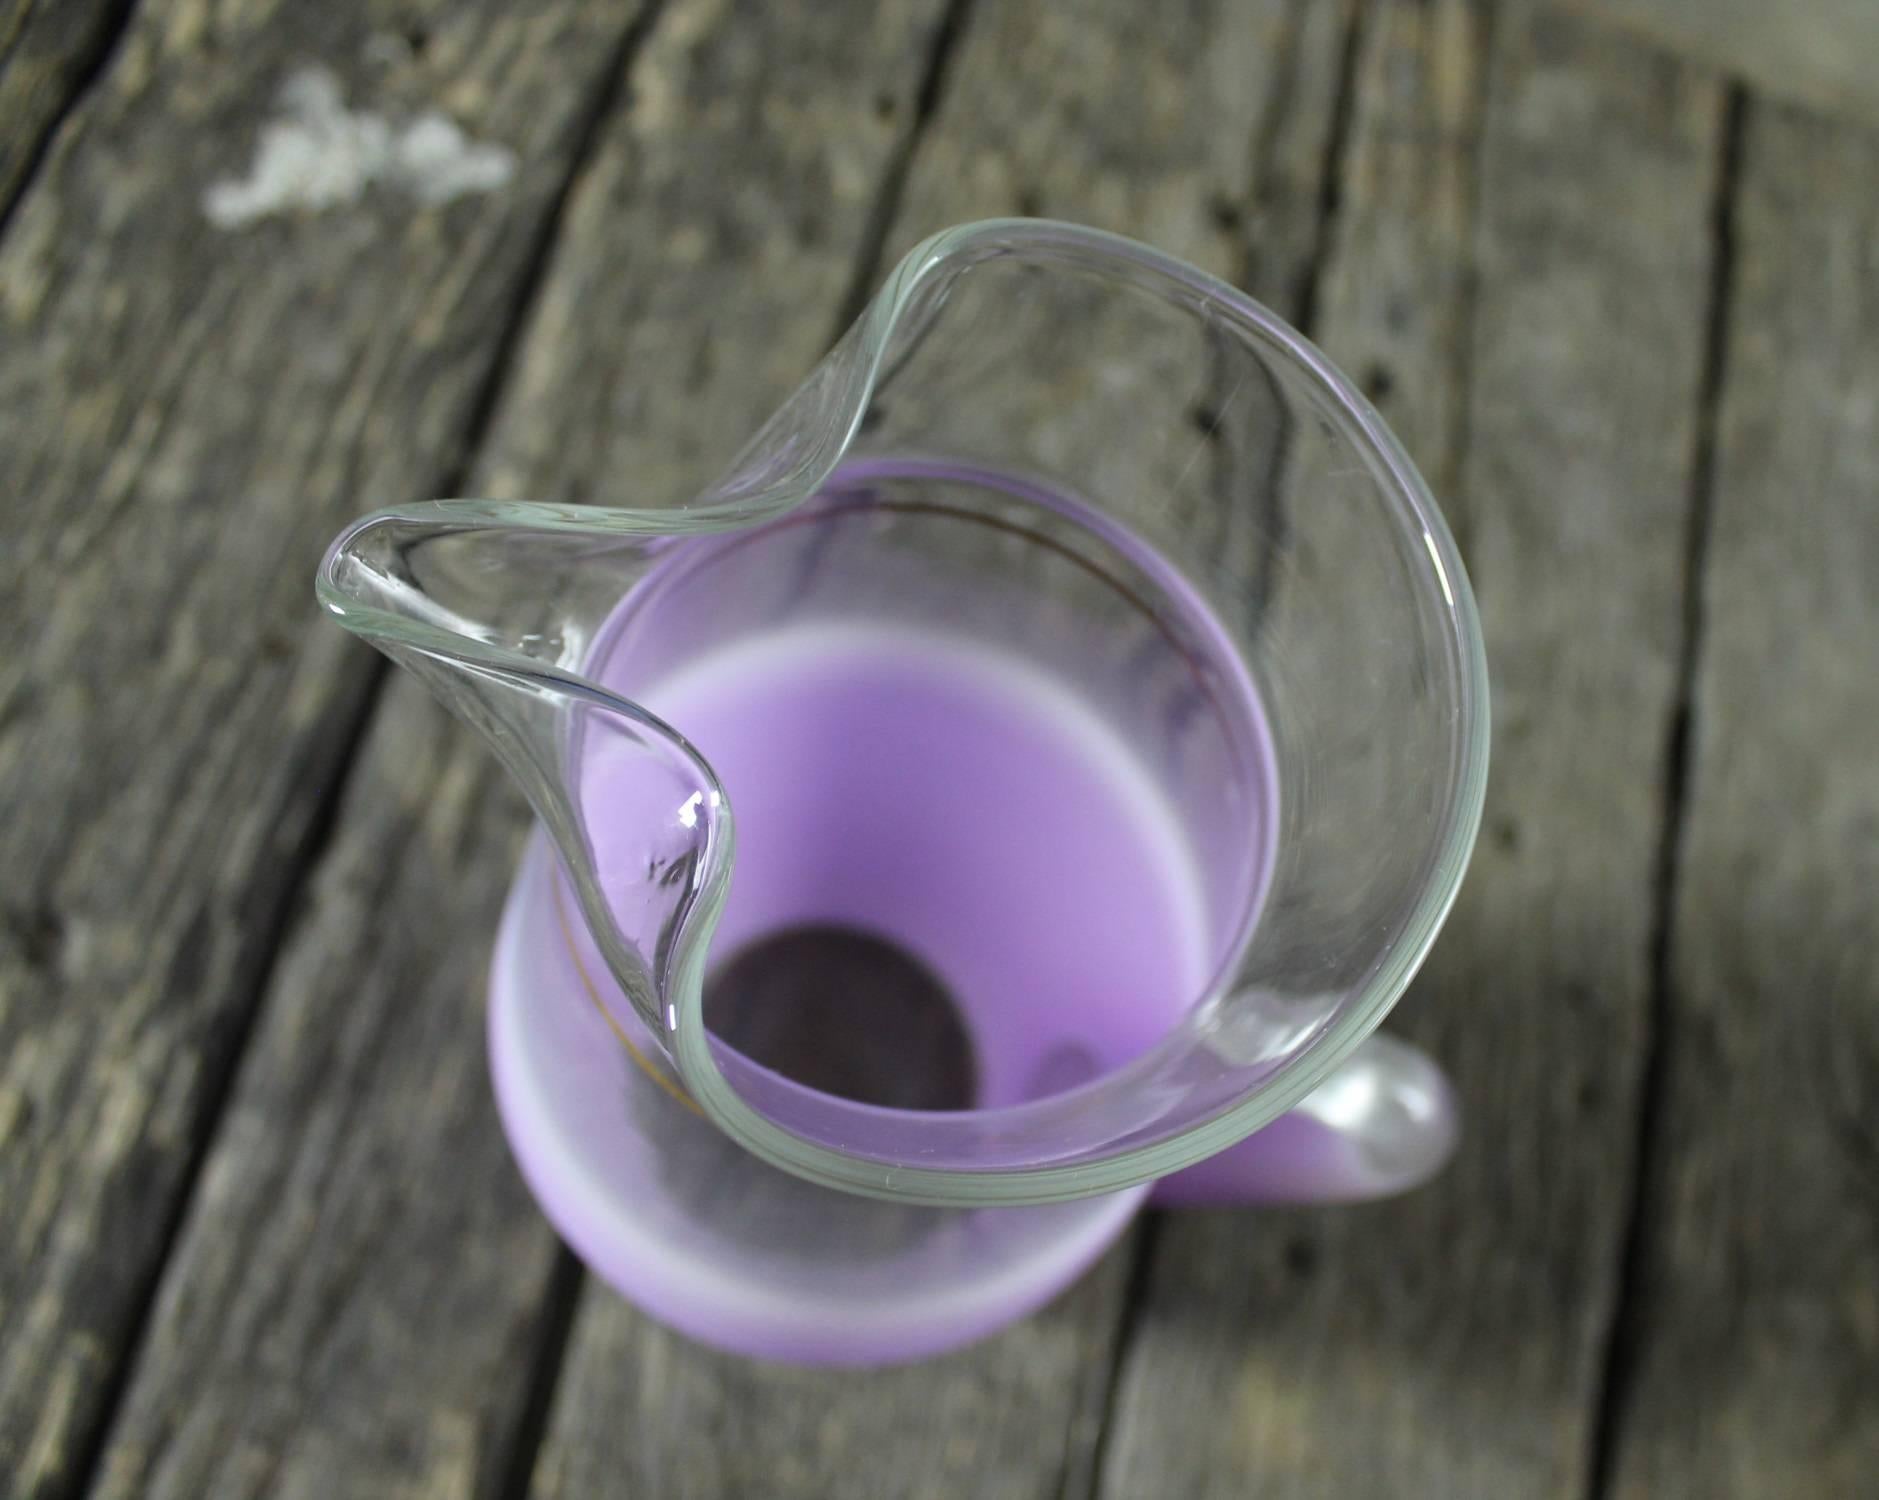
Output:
(441, 0), (676, 500)
(0, 0), (140, 231)
(60, 658), (388, 1500)
(1066, 1212), (1163, 1500)
(1584, 81), (1749, 1500)
(487, 1249), (585, 1500)
(832, 0), (978, 340)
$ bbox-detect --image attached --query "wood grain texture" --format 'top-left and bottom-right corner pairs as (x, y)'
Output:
(89, 689), (552, 1500)
(0, 0), (128, 213)
(886, 0), (1348, 279)
(0, 2), (658, 1494)
(521, 4), (1359, 1500)
(473, 0), (955, 512)
(1571, 0), (1879, 127)
(1100, 5), (1730, 1495)
(1606, 99), (1879, 1500)
(877, 0), (1356, 609)
(534, 1268), (1134, 1500)
(1309, 0), (1482, 506)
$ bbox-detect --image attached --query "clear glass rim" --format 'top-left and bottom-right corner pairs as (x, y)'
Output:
(320, 218), (1489, 1205)
(662, 219), (1491, 1205)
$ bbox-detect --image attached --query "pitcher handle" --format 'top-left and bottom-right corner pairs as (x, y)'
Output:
(1149, 1032), (1459, 1207)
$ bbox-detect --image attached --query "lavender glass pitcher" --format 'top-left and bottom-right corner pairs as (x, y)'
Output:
(319, 220), (1488, 1364)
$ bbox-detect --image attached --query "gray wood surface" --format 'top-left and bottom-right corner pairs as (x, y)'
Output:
(3, 1), (1876, 1497)
(0, 0), (127, 212)
(89, 692), (553, 1500)
(474, 0), (956, 512)
(1101, 5), (1731, 1495)
(0, 1), (658, 1494)
(1572, 0), (1879, 127)
(1605, 98), (1879, 1500)
(886, 0), (1350, 282)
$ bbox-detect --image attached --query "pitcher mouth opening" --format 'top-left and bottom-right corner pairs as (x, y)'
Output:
(569, 456), (1279, 1172)
(325, 219), (1489, 1206)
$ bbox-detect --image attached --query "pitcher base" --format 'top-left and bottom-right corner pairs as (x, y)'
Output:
(487, 835), (1144, 1366)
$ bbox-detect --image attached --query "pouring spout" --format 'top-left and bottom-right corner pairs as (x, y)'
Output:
(308, 225), (968, 1049)
(317, 503), (732, 1051)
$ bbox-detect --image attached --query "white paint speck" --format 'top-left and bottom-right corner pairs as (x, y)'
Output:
(203, 66), (516, 229)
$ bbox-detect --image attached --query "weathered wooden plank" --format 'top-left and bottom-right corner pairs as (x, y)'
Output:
(1571, 0), (1879, 128)
(534, 1269), (1134, 1500)
(0, 0), (128, 213)
(0, 2), (662, 1495)
(1606, 99), (1879, 1500)
(520, 4), (1358, 1499)
(1100, 4), (1731, 1495)
(89, 691), (552, 1500)
(1307, 0), (1482, 505)
(472, 0), (953, 511)
(884, 0), (1349, 283)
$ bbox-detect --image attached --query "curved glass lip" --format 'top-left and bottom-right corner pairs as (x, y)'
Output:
(319, 217), (1489, 1207)
(664, 218), (1491, 1205)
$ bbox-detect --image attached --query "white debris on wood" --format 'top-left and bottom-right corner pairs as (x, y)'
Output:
(395, 112), (518, 205)
(203, 66), (516, 229)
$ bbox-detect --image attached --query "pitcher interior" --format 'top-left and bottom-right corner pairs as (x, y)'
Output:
(574, 458), (1278, 1116)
